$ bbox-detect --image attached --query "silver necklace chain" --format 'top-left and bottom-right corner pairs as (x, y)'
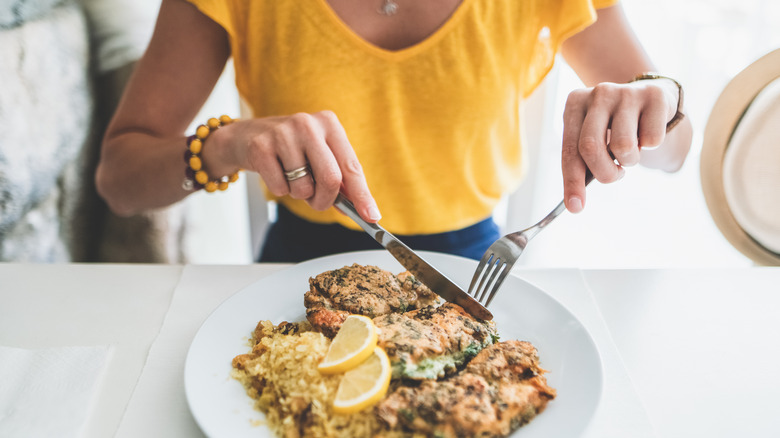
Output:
(378, 0), (399, 15)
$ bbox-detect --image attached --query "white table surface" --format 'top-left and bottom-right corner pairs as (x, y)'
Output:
(584, 268), (780, 438)
(2, 262), (778, 438)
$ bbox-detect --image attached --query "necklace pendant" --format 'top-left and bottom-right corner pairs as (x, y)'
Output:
(378, 0), (398, 15)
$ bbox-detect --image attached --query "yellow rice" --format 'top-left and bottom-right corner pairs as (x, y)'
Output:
(231, 320), (396, 437)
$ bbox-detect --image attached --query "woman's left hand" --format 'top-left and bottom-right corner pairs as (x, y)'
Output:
(559, 3), (692, 213)
(560, 78), (680, 212)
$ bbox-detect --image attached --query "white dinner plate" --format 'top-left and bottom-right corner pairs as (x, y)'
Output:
(185, 250), (603, 437)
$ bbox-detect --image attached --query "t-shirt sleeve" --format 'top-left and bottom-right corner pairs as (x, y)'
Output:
(549, 0), (620, 46)
(185, 0), (239, 42)
(522, 0), (620, 96)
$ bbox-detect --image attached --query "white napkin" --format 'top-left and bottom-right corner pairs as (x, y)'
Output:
(0, 345), (110, 438)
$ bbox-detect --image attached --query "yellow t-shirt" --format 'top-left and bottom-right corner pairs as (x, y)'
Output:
(186, 0), (618, 234)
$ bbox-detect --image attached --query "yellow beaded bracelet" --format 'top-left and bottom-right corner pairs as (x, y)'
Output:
(183, 115), (240, 193)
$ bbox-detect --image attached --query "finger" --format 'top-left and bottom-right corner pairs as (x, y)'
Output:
(275, 113), (317, 200)
(638, 92), (668, 149)
(282, 163), (315, 200)
(250, 130), (290, 197)
(561, 91), (588, 213)
(608, 103), (641, 167)
(578, 94), (623, 185)
(316, 111), (381, 222)
(302, 136), (342, 211)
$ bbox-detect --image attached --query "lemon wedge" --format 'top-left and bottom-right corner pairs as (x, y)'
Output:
(332, 347), (391, 414)
(318, 315), (378, 375)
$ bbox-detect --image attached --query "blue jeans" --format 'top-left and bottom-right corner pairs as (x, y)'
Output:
(258, 204), (500, 263)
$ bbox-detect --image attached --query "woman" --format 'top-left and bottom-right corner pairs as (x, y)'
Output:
(96, 0), (692, 262)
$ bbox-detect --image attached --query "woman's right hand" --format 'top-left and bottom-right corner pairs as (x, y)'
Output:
(206, 111), (382, 222)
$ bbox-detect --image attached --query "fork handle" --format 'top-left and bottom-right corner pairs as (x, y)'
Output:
(545, 168), (594, 225)
(525, 169), (595, 239)
(584, 168), (595, 186)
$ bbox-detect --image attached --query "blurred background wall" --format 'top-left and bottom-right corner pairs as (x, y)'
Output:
(1, 0), (776, 266)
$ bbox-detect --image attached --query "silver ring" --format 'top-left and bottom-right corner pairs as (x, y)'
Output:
(284, 165), (310, 182)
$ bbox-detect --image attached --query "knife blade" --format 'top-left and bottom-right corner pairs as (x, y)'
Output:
(334, 193), (493, 321)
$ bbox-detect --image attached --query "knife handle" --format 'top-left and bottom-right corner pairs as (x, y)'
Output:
(334, 193), (383, 241)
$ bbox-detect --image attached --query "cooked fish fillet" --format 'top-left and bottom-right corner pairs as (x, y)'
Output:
(304, 264), (439, 337)
(374, 302), (497, 380)
(375, 340), (556, 437)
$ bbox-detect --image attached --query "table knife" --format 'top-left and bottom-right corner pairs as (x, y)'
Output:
(334, 193), (494, 320)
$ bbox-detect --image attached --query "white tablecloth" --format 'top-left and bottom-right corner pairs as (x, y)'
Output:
(2, 262), (779, 437)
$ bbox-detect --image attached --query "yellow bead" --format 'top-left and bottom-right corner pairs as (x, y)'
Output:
(228, 173), (239, 183)
(189, 138), (202, 155)
(218, 181), (229, 191)
(207, 117), (221, 129)
(196, 125), (210, 139)
(189, 156), (202, 171)
(204, 181), (218, 193)
(195, 170), (209, 185)
(219, 115), (232, 125)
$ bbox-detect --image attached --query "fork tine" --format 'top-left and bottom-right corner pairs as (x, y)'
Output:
(468, 251), (494, 296)
(483, 262), (514, 307)
(474, 255), (500, 302)
(468, 181), (578, 307)
(477, 259), (507, 303)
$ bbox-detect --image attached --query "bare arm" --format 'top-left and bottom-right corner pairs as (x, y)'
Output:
(97, 0), (380, 221)
(96, 0), (230, 215)
(559, 4), (693, 212)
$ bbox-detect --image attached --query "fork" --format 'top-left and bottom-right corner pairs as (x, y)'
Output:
(467, 171), (595, 307)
